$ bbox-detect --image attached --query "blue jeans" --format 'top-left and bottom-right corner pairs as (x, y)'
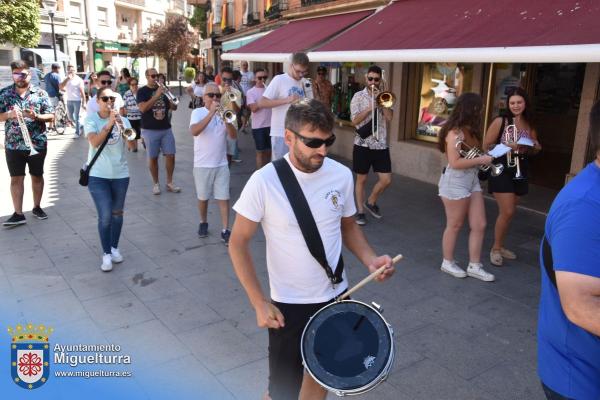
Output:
(67, 100), (81, 136)
(88, 176), (129, 254)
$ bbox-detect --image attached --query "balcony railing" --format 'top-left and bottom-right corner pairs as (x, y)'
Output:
(301, 0), (335, 5)
(264, 1), (288, 20)
(245, 11), (260, 26)
(116, 0), (146, 7)
(39, 9), (68, 25)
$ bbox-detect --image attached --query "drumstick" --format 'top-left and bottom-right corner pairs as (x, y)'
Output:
(338, 254), (402, 301)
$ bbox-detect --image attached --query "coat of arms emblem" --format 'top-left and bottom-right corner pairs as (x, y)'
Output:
(8, 323), (53, 389)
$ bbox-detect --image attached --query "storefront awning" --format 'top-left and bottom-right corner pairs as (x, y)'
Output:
(309, 0), (600, 63)
(221, 10), (373, 62)
(23, 48), (70, 63)
(222, 31), (271, 52)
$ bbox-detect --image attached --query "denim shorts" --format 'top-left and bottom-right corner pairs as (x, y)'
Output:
(141, 128), (176, 158)
(438, 166), (481, 200)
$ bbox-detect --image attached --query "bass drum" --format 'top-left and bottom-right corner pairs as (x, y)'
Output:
(301, 300), (394, 396)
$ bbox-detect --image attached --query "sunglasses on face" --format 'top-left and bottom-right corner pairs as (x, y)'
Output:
(100, 96), (116, 102)
(256, 76), (267, 80)
(12, 72), (29, 79)
(100, 80), (112, 85)
(222, 77), (233, 83)
(290, 129), (336, 148)
(205, 92), (222, 99)
(367, 76), (380, 82)
(148, 74), (158, 79)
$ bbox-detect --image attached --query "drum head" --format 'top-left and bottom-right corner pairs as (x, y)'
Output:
(302, 301), (393, 393)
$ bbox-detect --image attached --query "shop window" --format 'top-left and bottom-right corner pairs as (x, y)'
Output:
(489, 63), (527, 118)
(330, 63), (374, 122)
(415, 63), (474, 143)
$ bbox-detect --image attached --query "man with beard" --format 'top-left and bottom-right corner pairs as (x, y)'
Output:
(229, 99), (394, 400)
(0, 60), (54, 226)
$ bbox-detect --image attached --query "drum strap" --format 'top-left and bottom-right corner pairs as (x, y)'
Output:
(273, 158), (344, 285)
(542, 235), (557, 288)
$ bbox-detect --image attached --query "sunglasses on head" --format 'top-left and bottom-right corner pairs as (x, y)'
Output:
(12, 72), (29, 79)
(367, 76), (380, 82)
(290, 129), (336, 148)
(100, 96), (116, 102)
(256, 76), (267, 80)
(206, 92), (222, 99)
(100, 80), (112, 85)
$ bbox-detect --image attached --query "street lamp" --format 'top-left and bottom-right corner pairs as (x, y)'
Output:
(43, 0), (58, 62)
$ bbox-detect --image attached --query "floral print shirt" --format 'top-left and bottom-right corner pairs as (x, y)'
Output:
(350, 88), (388, 150)
(0, 84), (53, 151)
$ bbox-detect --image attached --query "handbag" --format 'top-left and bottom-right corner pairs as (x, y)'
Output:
(273, 158), (344, 285)
(356, 111), (378, 139)
(78, 130), (111, 187)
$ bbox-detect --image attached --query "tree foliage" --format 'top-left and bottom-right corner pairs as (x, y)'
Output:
(131, 15), (197, 65)
(0, 0), (41, 47)
(189, 5), (208, 38)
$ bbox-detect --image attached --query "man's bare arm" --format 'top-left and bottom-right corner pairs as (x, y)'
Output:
(557, 271), (600, 336)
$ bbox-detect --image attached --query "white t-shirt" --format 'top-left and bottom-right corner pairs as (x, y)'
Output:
(191, 82), (205, 97)
(189, 107), (228, 168)
(87, 93), (124, 114)
(65, 75), (84, 101)
(262, 73), (304, 137)
(240, 70), (254, 94)
(233, 155), (357, 304)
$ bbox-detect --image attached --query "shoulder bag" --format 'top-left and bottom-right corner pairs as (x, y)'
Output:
(78, 129), (111, 186)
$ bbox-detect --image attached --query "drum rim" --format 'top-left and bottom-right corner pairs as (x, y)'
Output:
(300, 299), (395, 396)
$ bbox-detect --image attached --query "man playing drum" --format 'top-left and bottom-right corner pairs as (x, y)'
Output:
(229, 99), (395, 400)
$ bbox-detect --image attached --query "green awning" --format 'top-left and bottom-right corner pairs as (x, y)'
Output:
(222, 32), (271, 53)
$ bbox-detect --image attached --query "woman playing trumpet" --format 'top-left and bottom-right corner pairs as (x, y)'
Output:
(483, 87), (542, 267)
(84, 87), (133, 272)
(438, 93), (495, 282)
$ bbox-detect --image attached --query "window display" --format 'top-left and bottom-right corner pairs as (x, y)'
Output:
(416, 63), (473, 143)
(490, 63), (526, 118)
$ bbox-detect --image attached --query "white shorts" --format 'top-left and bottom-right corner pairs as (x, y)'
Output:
(438, 166), (481, 200)
(193, 165), (230, 201)
(271, 136), (289, 160)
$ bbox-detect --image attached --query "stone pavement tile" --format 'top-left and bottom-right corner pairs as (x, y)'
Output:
(480, 323), (538, 367)
(180, 270), (244, 305)
(206, 294), (262, 337)
(145, 292), (223, 335)
(248, 330), (268, 350)
(126, 233), (186, 259)
(216, 357), (268, 400)
(48, 247), (100, 272)
(105, 250), (162, 279)
(485, 276), (540, 309)
(104, 319), (191, 367)
(376, 306), (430, 338)
(388, 358), (497, 400)
(123, 268), (189, 302)
(138, 355), (235, 400)
(0, 246), (54, 274)
(54, 317), (110, 344)
(400, 324), (505, 380)
(20, 289), (88, 327)
(469, 296), (538, 331)
(38, 233), (94, 257)
(67, 270), (130, 302)
(393, 339), (427, 371)
(469, 361), (545, 400)
(8, 267), (70, 300)
(0, 268), (13, 296)
(359, 275), (434, 308)
(342, 381), (414, 399)
(411, 272), (498, 309)
(153, 248), (215, 279)
(82, 290), (155, 331)
(177, 320), (267, 374)
(0, 234), (41, 255)
(31, 218), (76, 239)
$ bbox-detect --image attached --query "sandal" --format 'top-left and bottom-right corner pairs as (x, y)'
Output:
(166, 183), (181, 193)
(490, 249), (503, 266)
(500, 248), (516, 260)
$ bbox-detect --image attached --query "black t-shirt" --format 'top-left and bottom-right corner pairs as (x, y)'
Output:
(136, 85), (171, 130)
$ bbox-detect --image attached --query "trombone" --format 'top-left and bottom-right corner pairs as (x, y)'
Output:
(370, 70), (395, 141)
(158, 82), (179, 106)
(502, 119), (525, 180)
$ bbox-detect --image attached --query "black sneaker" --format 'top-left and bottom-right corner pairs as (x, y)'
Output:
(364, 202), (382, 219)
(3, 213), (26, 227)
(355, 213), (366, 226)
(221, 229), (231, 246)
(198, 222), (208, 238)
(32, 206), (48, 220)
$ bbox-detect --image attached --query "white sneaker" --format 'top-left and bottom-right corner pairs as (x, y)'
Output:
(440, 260), (467, 278)
(467, 263), (495, 282)
(101, 254), (113, 272)
(152, 183), (161, 195)
(110, 247), (123, 263)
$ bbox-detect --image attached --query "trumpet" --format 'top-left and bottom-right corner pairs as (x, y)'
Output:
(13, 105), (38, 156)
(455, 140), (504, 176)
(111, 105), (136, 141)
(502, 119), (525, 180)
(158, 82), (179, 106)
(217, 106), (237, 124)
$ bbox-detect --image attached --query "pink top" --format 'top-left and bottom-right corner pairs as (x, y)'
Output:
(246, 86), (271, 130)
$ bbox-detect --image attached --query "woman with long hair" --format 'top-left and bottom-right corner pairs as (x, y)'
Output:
(123, 77), (142, 152)
(88, 72), (100, 98)
(117, 68), (131, 96)
(483, 87), (542, 266)
(437, 93), (495, 282)
(83, 86), (132, 272)
(186, 71), (206, 109)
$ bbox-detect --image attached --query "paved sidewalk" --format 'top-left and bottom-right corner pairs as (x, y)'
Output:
(0, 97), (546, 399)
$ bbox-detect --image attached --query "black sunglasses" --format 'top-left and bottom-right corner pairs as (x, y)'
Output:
(205, 92), (222, 99)
(256, 76), (267, 80)
(12, 72), (29, 79)
(100, 96), (116, 102)
(148, 74), (158, 79)
(290, 129), (336, 148)
(367, 76), (380, 82)
(222, 78), (233, 83)
(100, 80), (112, 85)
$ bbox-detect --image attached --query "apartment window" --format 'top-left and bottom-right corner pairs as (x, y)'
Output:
(69, 1), (82, 22)
(122, 15), (129, 24)
(98, 7), (108, 25)
(226, 0), (234, 27)
(0, 50), (11, 65)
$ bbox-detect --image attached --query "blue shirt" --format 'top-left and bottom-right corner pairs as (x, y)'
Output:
(538, 161), (600, 399)
(84, 112), (131, 179)
(44, 72), (61, 98)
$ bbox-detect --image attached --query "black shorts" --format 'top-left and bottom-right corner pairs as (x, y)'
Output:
(130, 119), (142, 140)
(5, 149), (47, 177)
(352, 145), (391, 174)
(268, 298), (335, 400)
(488, 155), (529, 196)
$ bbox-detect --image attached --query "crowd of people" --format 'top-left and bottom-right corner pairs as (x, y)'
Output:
(0, 53), (598, 400)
